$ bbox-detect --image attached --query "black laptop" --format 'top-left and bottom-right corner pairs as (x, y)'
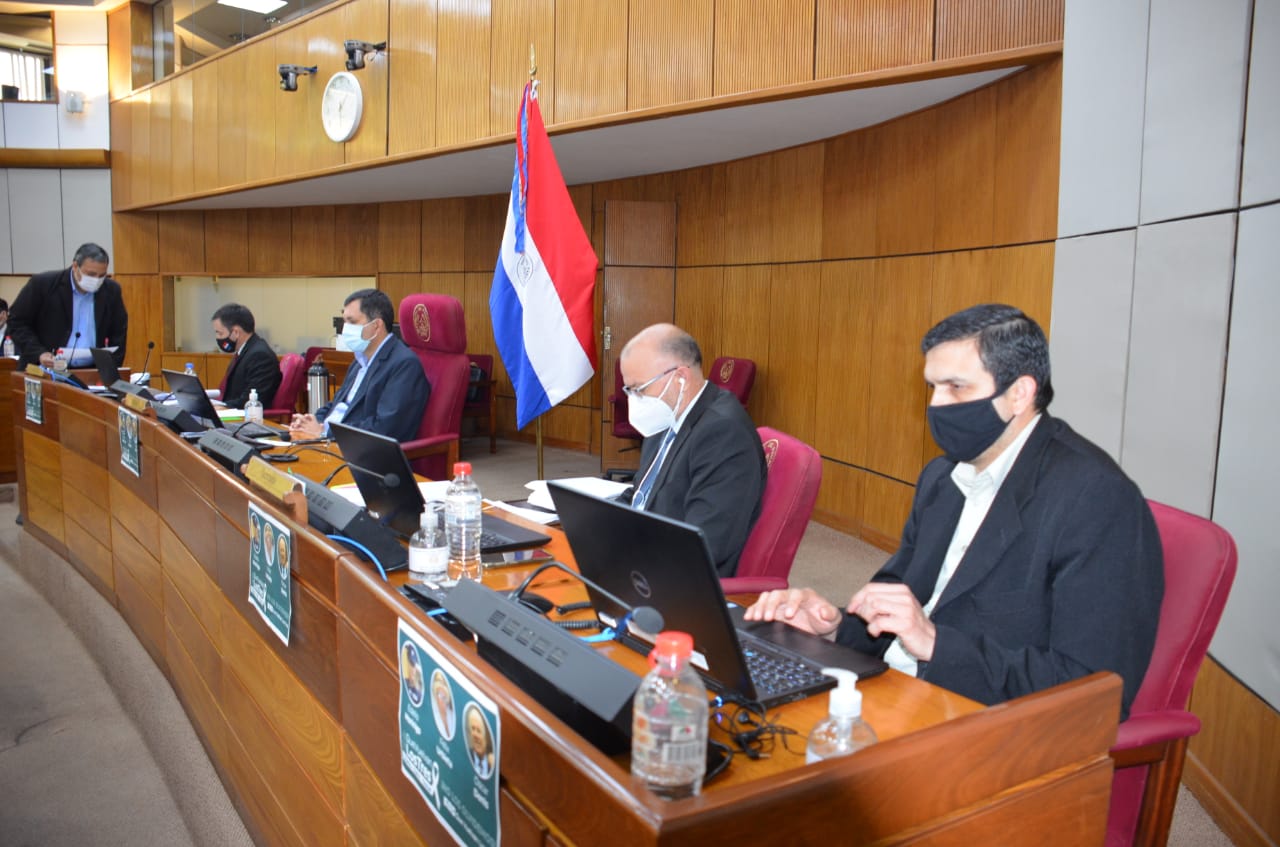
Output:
(547, 481), (887, 708)
(327, 421), (552, 553)
(161, 368), (278, 440)
(89, 347), (152, 400)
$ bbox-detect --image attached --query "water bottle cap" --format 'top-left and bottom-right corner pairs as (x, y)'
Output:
(453, 461), (472, 476)
(650, 631), (694, 661)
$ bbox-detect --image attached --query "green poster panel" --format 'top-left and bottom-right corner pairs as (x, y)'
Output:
(118, 407), (141, 477)
(24, 377), (42, 424)
(248, 503), (293, 644)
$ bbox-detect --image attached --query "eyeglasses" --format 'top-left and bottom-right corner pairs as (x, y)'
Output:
(623, 366), (677, 399)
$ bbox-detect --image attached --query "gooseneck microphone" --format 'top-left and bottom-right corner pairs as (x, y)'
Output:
(509, 560), (666, 637)
(68, 331), (82, 370)
(321, 460), (400, 489)
(135, 341), (155, 386)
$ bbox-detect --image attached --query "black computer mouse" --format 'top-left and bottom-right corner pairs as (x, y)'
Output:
(514, 591), (555, 615)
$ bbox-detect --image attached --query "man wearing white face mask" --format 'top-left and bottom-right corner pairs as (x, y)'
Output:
(289, 289), (429, 442)
(9, 243), (128, 370)
(619, 324), (766, 577)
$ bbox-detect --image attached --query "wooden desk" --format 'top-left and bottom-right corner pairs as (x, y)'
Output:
(10, 373), (1122, 846)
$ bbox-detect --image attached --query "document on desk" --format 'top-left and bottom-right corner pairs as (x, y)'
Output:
(524, 477), (630, 512)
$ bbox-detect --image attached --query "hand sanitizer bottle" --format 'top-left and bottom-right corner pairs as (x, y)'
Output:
(805, 668), (877, 763)
(244, 389), (264, 424)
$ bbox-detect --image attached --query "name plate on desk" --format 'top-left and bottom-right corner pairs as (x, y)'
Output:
(122, 392), (151, 413)
(246, 456), (299, 502)
(24, 364), (44, 378)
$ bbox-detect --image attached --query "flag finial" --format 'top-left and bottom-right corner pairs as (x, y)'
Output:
(528, 43), (537, 79)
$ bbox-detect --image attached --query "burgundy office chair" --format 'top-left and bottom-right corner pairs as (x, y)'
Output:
(1106, 500), (1237, 847)
(264, 353), (306, 422)
(720, 427), (822, 595)
(604, 359), (644, 481)
(461, 353), (497, 454)
(709, 356), (756, 408)
(398, 294), (471, 481)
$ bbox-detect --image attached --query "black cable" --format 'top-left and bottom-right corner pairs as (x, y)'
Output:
(710, 692), (804, 760)
(321, 462), (351, 486)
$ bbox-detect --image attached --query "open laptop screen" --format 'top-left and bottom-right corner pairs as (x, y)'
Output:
(162, 368), (224, 428)
(328, 420), (425, 537)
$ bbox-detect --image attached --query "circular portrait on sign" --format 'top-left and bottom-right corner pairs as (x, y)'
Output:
(400, 642), (425, 708)
(263, 522), (276, 567)
(464, 703), (495, 780)
(430, 670), (456, 740)
(249, 514), (262, 556)
(277, 534), (290, 581)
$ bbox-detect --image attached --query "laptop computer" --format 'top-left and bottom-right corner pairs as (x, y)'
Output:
(327, 420), (553, 553)
(161, 368), (278, 440)
(547, 481), (887, 708)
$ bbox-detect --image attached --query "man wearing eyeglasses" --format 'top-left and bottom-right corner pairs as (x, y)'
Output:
(618, 324), (766, 577)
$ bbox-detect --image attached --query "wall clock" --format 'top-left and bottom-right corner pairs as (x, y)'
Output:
(321, 71), (363, 143)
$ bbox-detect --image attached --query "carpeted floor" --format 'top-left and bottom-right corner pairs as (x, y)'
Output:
(0, 436), (1234, 845)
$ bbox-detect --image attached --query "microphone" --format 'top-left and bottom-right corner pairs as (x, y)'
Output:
(509, 560), (665, 637)
(69, 331), (82, 369)
(133, 341), (155, 386)
(321, 460), (400, 489)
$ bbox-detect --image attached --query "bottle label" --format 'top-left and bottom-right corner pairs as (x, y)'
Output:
(409, 545), (448, 575)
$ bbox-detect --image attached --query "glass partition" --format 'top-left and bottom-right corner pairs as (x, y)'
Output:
(0, 12), (54, 101)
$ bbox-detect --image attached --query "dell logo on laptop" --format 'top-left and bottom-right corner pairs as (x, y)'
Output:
(630, 571), (652, 598)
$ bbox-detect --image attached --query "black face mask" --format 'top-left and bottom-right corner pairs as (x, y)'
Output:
(215, 335), (236, 353)
(926, 393), (1011, 463)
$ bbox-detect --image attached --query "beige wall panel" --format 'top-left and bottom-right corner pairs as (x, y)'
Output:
(291, 206), (337, 274)
(112, 212), (158, 274)
(674, 163), (727, 267)
(813, 459), (865, 536)
(993, 60), (1061, 245)
(377, 201), (422, 272)
(169, 73), (195, 198)
(875, 109), (937, 256)
(815, 259), (876, 465)
(860, 470), (914, 550)
(462, 194), (506, 272)
(247, 209), (293, 274)
(387, 0), (438, 155)
(148, 83), (170, 201)
(763, 264), (822, 443)
(437, 0), (492, 145)
(553, 0), (627, 123)
(192, 64), (220, 193)
(217, 49), (248, 187)
(158, 211), (206, 274)
(110, 99), (132, 208)
(718, 265), (773, 424)
(816, 0), (933, 78)
(934, 84), (997, 251)
(342, 0), (389, 165)
(770, 143), (825, 263)
(423, 271), (466, 303)
(421, 197), (466, 271)
(936, 0), (1064, 59)
(204, 209), (249, 274)
(333, 204), (380, 274)
(673, 266), (724, 365)
(129, 91), (151, 207)
(822, 129), (878, 260)
(377, 273), (422, 316)
(243, 39), (278, 184)
(490, 0), (555, 135)
(714, 0), (815, 95)
(628, 0), (714, 110)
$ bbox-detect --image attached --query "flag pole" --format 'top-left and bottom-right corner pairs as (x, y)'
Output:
(530, 41), (545, 483)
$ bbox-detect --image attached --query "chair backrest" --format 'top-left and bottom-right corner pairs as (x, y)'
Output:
(399, 294), (471, 475)
(609, 358), (641, 440)
(728, 427), (822, 590)
(464, 353), (493, 409)
(708, 356), (756, 407)
(269, 353), (307, 412)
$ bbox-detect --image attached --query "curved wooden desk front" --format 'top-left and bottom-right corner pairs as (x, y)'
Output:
(11, 373), (1122, 847)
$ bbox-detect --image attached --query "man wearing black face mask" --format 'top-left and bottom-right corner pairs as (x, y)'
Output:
(747, 304), (1163, 720)
(212, 303), (281, 410)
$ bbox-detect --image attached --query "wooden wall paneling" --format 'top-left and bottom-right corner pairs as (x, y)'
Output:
(204, 209), (249, 273)
(717, 264), (774, 424)
(110, 474), (159, 548)
(112, 212), (159, 274)
(160, 520), (225, 645)
(344, 738), (428, 847)
(815, 0), (933, 78)
(205, 355), (232, 398)
(217, 48), (248, 187)
(116, 274), (164, 374)
(436, 0), (492, 145)
(114, 556), (166, 666)
(243, 38), (279, 184)
(628, 0), (714, 110)
(814, 258), (876, 465)
(128, 1), (154, 89)
(461, 270), (493, 358)
(933, 84), (997, 251)
(377, 272), (423, 315)
(129, 91), (151, 207)
(420, 197), (467, 271)
(713, 0), (815, 95)
(342, 0), (390, 165)
(149, 82), (172, 202)
(169, 72), (195, 198)
(812, 459), (866, 537)
(106, 4), (133, 101)
(935, 0), (1064, 59)
(110, 98), (132, 208)
(762, 263), (822, 443)
(673, 266), (725, 370)
(875, 108), (938, 256)
(821, 128), (878, 260)
(723, 155), (777, 265)
(65, 513), (115, 597)
(987, 242), (1055, 333)
(61, 451), (110, 539)
(158, 211), (206, 273)
(462, 194), (507, 271)
(164, 570), (223, 700)
(769, 143), (825, 262)
(112, 514), (163, 606)
(332, 204), (379, 274)
(387, 0), (438, 156)
(865, 255), (932, 483)
(377, 201), (422, 272)
(57, 402), (107, 466)
(156, 456), (217, 571)
(192, 63), (221, 193)
(247, 209), (294, 274)
(553, 0), (627, 124)
(604, 200), (675, 267)
(992, 60), (1062, 246)
(490, 0), (555, 135)
(291, 206), (337, 273)
(218, 698), (312, 847)
(163, 621), (232, 805)
(674, 163), (727, 266)
(271, 23), (309, 181)
(860, 470), (915, 551)
(303, 16), (348, 175)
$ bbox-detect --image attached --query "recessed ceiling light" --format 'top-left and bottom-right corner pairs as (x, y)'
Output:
(217, 0), (287, 15)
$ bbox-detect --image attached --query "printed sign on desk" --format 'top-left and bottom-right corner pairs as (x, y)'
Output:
(398, 619), (501, 847)
(24, 377), (42, 424)
(247, 503), (292, 644)
(118, 407), (141, 477)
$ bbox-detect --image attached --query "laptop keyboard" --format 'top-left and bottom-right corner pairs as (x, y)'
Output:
(479, 528), (519, 550)
(233, 421), (280, 440)
(739, 632), (831, 699)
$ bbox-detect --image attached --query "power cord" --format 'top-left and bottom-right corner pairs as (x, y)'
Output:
(710, 692), (804, 761)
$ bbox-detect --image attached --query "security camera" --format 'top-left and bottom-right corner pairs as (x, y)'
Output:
(344, 40), (386, 71)
(277, 63), (318, 92)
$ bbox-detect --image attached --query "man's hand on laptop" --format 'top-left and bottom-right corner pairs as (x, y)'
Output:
(290, 413), (323, 440)
(847, 582), (936, 661)
(744, 588), (843, 637)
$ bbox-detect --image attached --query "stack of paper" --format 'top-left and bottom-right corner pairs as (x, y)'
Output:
(524, 477), (631, 512)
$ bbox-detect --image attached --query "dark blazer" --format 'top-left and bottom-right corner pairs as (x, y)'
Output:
(9, 267), (128, 368)
(317, 335), (430, 443)
(627, 385), (766, 577)
(221, 333), (282, 410)
(835, 415), (1163, 719)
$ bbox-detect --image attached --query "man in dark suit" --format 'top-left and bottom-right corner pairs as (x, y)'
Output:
(619, 324), (766, 577)
(211, 303), (281, 409)
(8, 243), (128, 369)
(747, 304), (1163, 719)
(289, 289), (429, 443)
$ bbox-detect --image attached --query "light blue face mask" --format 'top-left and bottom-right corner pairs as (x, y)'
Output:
(339, 321), (373, 355)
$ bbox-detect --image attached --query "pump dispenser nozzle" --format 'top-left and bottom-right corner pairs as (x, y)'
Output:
(823, 667), (862, 718)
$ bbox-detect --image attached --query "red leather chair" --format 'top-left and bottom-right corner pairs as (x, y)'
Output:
(709, 356), (756, 407)
(720, 427), (822, 595)
(604, 359), (644, 481)
(461, 353), (497, 454)
(398, 294), (471, 481)
(264, 353), (306, 422)
(1106, 500), (1237, 847)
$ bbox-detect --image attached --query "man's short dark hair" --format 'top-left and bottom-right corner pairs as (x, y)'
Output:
(211, 303), (255, 334)
(345, 288), (394, 328)
(922, 303), (1054, 410)
(72, 243), (110, 267)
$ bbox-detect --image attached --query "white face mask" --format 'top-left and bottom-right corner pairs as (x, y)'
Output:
(77, 273), (104, 293)
(627, 372), (684, 437)
(339, 320), (373, 355)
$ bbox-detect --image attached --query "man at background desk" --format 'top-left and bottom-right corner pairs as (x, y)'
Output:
(212, 303), (281, 409)
(289, 289), (428, 443)
(747, 304), (1163, 719)
(619, 323), (766, 577)
(8, 243), (127, 370)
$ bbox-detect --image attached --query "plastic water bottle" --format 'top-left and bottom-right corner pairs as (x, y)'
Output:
(3, 336), (14, 358)
(409, 501), (448, 579)
(184, 362), (196, 377)
(805, 668), (877, 763)
(445, 462), (482, 582)
(244, 389), (264, 424)
(631, 631), (708, 799)
(53, 348), (68, 373)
